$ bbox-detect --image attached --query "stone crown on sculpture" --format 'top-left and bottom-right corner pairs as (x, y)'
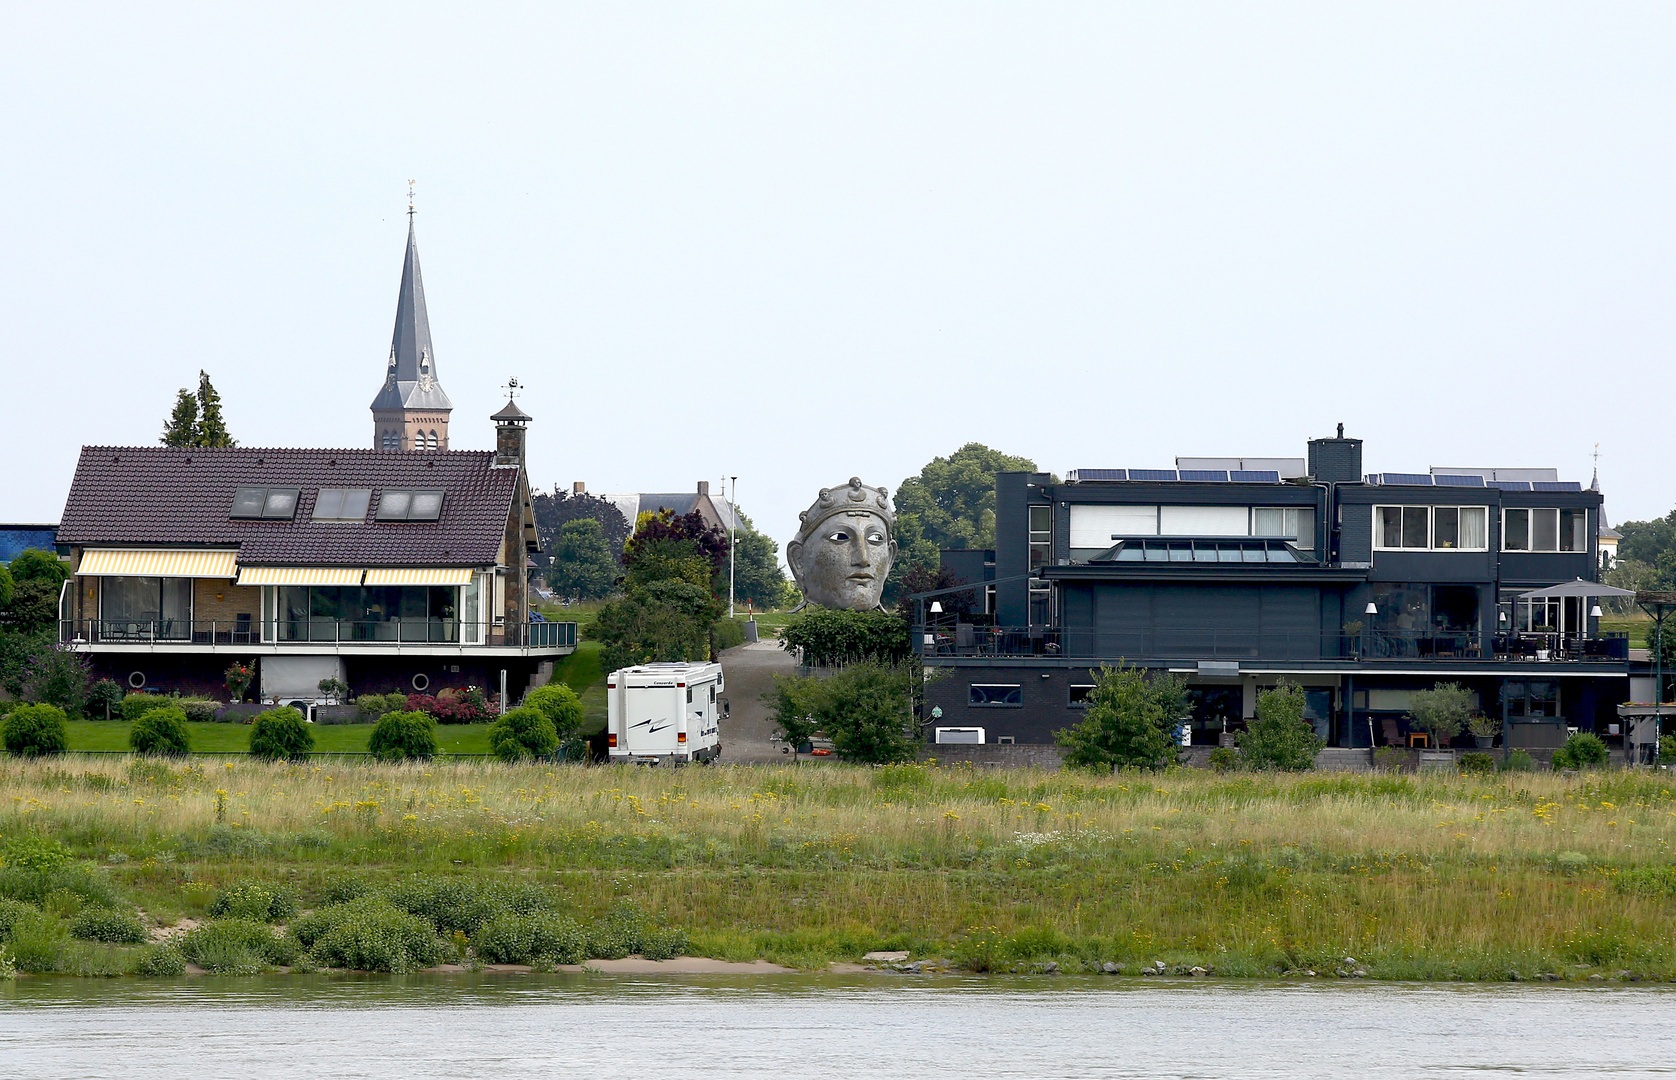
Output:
(786, 478), (898, 611)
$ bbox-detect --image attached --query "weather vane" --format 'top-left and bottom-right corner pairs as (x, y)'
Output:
(502, 376), (523, 400)
(407, 179), (415, 220)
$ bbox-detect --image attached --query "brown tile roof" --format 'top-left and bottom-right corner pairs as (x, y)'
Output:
(58, 446), (518, 567)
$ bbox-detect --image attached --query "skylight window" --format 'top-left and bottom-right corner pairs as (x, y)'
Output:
(313, 488), (372, 522)
(230, 486), (301, 520)
(375, 488), (445, 522)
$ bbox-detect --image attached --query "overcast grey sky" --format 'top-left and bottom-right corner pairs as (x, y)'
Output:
(3, 4), (1671, 557)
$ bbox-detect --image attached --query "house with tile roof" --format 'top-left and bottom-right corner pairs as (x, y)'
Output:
(54, 213), (573, 703)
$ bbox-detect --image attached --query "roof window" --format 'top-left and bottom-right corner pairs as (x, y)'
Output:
(376, 488), (445, 522)
(313, 488), (372, 523)
(230, 486), (301, 521)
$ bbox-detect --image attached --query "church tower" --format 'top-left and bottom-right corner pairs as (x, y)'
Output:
(371, 197), (453, 451)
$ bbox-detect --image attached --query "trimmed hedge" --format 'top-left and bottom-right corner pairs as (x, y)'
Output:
(488, 707), (557, 762)
(248, 706), (314, 761)
(130, 705), (192, 756)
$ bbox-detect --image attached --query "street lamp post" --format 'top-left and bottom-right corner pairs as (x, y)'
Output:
(728, 476), (738, 620)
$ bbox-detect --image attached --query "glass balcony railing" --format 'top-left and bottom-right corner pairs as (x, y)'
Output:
(60, 619), (577, 650)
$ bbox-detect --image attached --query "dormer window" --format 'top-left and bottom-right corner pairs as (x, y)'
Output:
(230, 486), (301, 520)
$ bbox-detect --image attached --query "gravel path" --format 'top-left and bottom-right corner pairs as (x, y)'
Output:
(718, 638), (799, 763)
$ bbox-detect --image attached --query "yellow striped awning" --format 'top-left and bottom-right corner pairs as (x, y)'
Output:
(363, 568), (474, 587)
(78, 549), (238, 578)
(235, 567), (365, 587)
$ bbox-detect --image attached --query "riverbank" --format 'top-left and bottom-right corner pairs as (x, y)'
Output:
(4, 758), (1676, 982)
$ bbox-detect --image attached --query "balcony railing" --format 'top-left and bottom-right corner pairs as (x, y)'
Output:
(915, 625), (1630, 663)
(61, 619), (577, 650)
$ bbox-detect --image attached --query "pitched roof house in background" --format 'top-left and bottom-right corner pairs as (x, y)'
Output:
(54, 214), (573, 703)
(596, 481), (739, 535)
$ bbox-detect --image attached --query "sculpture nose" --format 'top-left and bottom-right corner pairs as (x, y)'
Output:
(850, 532), (870, 566)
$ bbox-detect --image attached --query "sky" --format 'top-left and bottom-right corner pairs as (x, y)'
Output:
(2, 4), (1672, 559)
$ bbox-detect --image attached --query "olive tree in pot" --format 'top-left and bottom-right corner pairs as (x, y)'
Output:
(1406, 682), (1475, 752)
(1467, 712), (1499, 749)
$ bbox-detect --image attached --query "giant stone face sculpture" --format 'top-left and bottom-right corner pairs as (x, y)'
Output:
(786, 478), (898, 611)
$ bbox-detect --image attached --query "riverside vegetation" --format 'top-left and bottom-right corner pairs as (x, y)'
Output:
(5, 760), (1676, 981)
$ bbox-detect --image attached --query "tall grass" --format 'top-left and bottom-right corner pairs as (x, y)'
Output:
(5, 758), (1676, 978)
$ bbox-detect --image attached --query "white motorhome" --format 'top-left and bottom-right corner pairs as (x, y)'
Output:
(607, 661), (724, 764)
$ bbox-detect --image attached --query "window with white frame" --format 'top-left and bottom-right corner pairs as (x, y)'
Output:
(1374, 506), (1488, 551)
(1502, 508), (1588, 552)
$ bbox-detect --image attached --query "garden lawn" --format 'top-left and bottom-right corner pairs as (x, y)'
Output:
(63, 721), (495, 756)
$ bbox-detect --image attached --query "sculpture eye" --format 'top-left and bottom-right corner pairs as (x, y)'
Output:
(866, 531), (885, 545)
(827, 530), (850, 542)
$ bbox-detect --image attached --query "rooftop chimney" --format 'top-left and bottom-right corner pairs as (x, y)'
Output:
(697, 480), (709, 495)
(573, 481), (586, 495)
(1307, 427), (1363, 483)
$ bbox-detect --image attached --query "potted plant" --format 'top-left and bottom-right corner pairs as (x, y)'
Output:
(1467, 713), (1499, 749)
(1407, 681), (1475, 756)
(317, 677), (349, 705)
(1342, 620), (1364, 658)
(224, 661), (255, 704)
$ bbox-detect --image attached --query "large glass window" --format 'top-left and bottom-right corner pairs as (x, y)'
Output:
(1505, 680), (1560, 719)
(276, 585), (460, 642)
(968, 684), (1022, 707)
(100, 577), (191, 639)
(1375, 506), (1488, 551)
(1028, 505), (1052, 571)
(1503, 508), (1588, 552)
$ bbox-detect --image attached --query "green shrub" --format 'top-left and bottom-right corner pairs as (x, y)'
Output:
(295, 897), (446, 973)
(179, 699), (218, 724)
(1237, 683), (1322, 771)
(586, 901), (687, 961)
(521, 684), (585, 742)
(69, 906), (147, 944)
(0, 898), (37, 941)
(381, 876), (502, 936)
(356, 693), (403, 721)
(43, 886), (86, 917)
(130, 705), (192, 756)
(87, 679), (125, 720)
(1207, 746), (1240, 773)
(248, 706), (314, 761)
(120, 694), (164, 723)
(368, 710), (438, 762)
(1055, 662), (1187, 772)
(0, 862), (118, 909)
(2, 703), (69, 757)
(1553, 732), (1610, 770)
(7, 911), (69, 972)
(711, 617), (748, 651)
(136, 943), (187, 976)
(1372, 746), (1407, 772)
(1, 834), (72, 872)
(473, 912), (589, 965)
(1661, 734), (1676, 766)
(488, 707), (558, 762)
(208, 880), (299, 923)
(1500, 749), (1536, 772)
(1458, 751), (1495, 776)
(321, 876), (376, 906)
(179, 918), (298, 974)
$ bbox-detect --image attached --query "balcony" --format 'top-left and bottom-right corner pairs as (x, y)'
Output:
(915, 625), (1629, 664)
(60, 618), (577, 654)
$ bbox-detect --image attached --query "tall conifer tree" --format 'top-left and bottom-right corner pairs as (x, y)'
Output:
(160, 389), (198, 446)
(193, 371), (237, 447)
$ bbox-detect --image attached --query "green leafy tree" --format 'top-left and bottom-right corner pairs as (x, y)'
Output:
(194, 371), (237, 447)
(730, 511), (795, 610)
(1237, 682), (1323, 771)
(893, 443), (1037, 558)
(88, 678), (125, 721)
(0, 566), (14, 610)
(19, 644), (91, 715)
(520, 683), (585, 744)
(248, 706), (314, 761)
(488, 706), (558, 761)
(546, 518), (619, 600)
(130, 705), (192, 756)
(2, 703), (69, 757)
(811, 663), (920, 764)
(1406, 682), (1476, 747)
(368, 710), (438, 761)
(161, 388), (199, 447)
(587, 579), (716, 673)
(780, 608), (911, 668)
(1055, 663), (1187, 771)
(623, 509), (728, 581)
(765, 674), (825, 758)
(531, 487), (632, 559)
(0, 550), (69, 637)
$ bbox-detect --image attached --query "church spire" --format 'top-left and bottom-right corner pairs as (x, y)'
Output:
(372, 184), (453, 451)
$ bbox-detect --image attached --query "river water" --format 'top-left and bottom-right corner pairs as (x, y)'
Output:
(3, 974), (1673, 1079)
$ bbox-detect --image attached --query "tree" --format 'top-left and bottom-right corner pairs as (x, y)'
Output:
(587, 579), (715, 673)
(623, 509), (729, 580)
(130, 705), (192, 757)
(521, 683), (585, 744)
(248, 706), (314, 761)
(766, 674), (825, 758)
(811, 663), (921, 764)
(1055, 663), (1187, 771)
(161, 389), (198, 447)
(368, 710), (438, 761)
(1406, 682), (1475, 747)
(531, 487), (632, 561)
(730, 511), (795, 610)
(19, 644), (91, 716)
(194, 371), (236, 447)
(488, 706), (558, 761)
(886, 443), (1037, 598)
(1237, 682), (1323, 771)
(1, 550), (69, 636)
(546, 518), (619, 600)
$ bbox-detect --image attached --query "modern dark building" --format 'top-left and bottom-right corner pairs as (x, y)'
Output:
(918, 431), (1633, 752)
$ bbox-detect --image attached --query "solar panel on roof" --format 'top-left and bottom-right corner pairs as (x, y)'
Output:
(1489, 481), (1532, 491)
(1230, 470), (1280, 483)
(1178, 470), (1229, 482)
(1532, 481), (1582, 492)
(1432, 475), (1485, 487)
(1381, 473), (1435, 486)
(1128, 469), (1178, 482)
(1069, 469), (1126, 482)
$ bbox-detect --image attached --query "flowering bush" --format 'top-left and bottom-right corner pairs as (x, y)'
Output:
(404, 689), (497, 724)
(224, 661), (255, 703)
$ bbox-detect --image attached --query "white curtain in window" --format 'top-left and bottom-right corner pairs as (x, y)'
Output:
(1458, 507), (1487, 549)
(1160, 505), (1250, 535)
(1068, 504), (1158, 548)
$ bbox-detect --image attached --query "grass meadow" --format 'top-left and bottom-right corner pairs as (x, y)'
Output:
(5, 758), (1676, 979)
